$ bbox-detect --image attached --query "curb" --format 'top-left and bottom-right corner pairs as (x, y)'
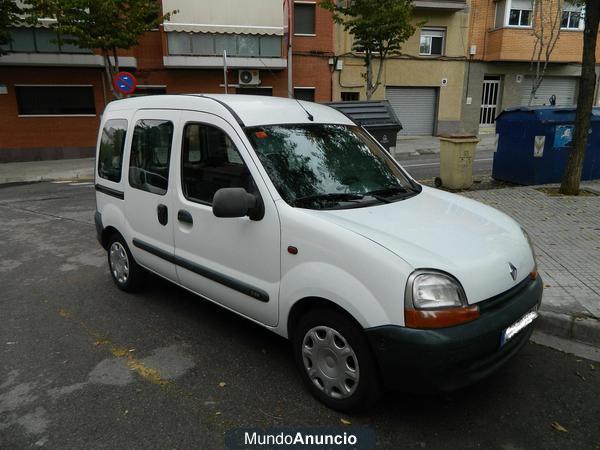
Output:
(536, 310), (600, 348)
(0, 169), (94, 185)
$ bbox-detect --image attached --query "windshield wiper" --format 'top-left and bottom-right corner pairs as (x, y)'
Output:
(362, 186), (418, 203)
(291, 192), (364, 207)
(365, 186), (408, 197)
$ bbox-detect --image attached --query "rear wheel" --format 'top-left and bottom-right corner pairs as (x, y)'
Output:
(107, 234), (144, 292)
(292, 308), (381, 412)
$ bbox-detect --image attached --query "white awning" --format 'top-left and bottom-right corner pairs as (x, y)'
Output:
(163, 0), (284, 35)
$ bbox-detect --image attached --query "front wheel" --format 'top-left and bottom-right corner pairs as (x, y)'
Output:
(292, 309), (382, 412)
(107, 234), (144, 292)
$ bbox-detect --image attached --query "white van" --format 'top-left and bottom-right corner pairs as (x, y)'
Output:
(95, 94), (542, 412)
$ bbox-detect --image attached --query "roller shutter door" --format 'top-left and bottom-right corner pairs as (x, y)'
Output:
(520, 76), (577, 106)
(385, 87), (437, 135)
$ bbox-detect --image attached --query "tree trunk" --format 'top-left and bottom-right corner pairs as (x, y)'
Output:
(560, 0), (600, 195)
(365, 51), (373, 100)
(103, 52), (119, 99)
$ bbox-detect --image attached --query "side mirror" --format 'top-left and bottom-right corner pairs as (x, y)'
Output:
(212, 188), (264, 221)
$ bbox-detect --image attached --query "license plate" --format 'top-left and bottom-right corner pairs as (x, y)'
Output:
(500, 310), (539, 347)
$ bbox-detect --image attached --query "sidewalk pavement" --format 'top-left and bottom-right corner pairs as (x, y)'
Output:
(393, 133), (497, 156)
(0, 156), (599, 349)
(461, 182), (600, 349)
(0, 158), (94, 184)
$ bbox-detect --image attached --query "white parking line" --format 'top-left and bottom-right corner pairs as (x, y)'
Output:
(402, 158), (494, 168)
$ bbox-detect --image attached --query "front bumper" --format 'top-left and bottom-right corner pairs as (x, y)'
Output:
(366, 276), (543, 391)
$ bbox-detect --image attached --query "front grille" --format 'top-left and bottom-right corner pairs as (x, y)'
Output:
(477, 277), (533, 314)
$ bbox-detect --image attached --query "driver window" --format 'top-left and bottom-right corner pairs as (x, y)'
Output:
(181, 123), (253, 205)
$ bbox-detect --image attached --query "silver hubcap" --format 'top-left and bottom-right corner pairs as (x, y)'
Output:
(109, 242), (129, 284)
(302, 326), (359, 399)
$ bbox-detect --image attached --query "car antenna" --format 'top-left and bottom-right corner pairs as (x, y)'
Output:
(295, 98), (314, 121)
(256, 57), (314, 121)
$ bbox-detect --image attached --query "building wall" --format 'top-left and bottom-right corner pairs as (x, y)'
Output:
(463, 0), (600, 133)
(332, 6), (470, 134)
(291, 2), (334, 101)
(0, 0), (337, 162)
(461, 62), (591, 134)
(0, 67), (105, 161)
(469, 0), (598, 62)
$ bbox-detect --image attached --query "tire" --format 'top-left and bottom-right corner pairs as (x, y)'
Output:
(292, 308), (382, 412)
(107, 233), (145, 292)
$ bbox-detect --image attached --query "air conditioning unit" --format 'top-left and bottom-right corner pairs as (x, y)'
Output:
(239, 70), (260, 86)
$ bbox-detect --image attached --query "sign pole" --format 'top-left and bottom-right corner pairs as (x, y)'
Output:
(287, 0), (293, 98)
(223, 50), (228, 94)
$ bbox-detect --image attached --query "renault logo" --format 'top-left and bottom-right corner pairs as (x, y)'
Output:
(509, 262), (518, 281)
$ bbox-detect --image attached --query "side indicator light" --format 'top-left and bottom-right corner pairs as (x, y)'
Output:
(530, 270), (538, 280)
(287, 246), (298, 255)
(405, 305), (480, 329)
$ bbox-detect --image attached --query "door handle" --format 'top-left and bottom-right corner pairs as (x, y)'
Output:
(157, 204), (168, 226)
(177, 209), (193, 225)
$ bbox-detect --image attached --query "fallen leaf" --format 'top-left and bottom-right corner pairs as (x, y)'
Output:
(551, 422), (568, 433)
(340, 418), (351, 425)
(218, 382), (227, 388)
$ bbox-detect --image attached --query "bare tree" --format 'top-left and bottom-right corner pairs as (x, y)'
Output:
(560, 0), (600, 194)
(528, 0), (564, 106)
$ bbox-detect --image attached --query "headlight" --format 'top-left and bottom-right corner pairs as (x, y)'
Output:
(404, 270), (478, 329)
(407, 272), (466, 309)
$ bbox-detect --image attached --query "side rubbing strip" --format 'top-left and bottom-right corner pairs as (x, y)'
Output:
(95, 184), (124, 200)
(133, 238), (176, 264)
(132, 238), (269, 303)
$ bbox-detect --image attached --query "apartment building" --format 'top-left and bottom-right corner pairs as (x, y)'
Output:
(0, 0), (333, 162)
(332, 0), (470, 136)
(465, 0), (599, 134)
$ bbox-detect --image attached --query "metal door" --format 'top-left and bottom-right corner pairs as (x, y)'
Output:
(385, 87), (437, 135)
(480, 77), (501, 125)
(520, 76), (577, 106)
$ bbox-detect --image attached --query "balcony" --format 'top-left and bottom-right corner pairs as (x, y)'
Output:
(413, 0), (467, 10)
(483, 27), (592, 63)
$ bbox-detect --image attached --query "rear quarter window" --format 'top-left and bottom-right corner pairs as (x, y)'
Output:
(98, 119), (128, 183)
(128, 119), (174, 195)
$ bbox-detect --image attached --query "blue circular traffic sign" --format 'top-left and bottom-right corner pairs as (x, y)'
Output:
(113, 71), (137, 95)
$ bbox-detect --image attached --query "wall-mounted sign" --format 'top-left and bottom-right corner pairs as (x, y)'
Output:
(113, 71), (137, 95)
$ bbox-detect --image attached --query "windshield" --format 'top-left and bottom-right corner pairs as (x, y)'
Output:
(245, 124), (419, 210)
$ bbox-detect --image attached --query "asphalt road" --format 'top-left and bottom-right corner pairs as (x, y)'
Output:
(396, 149), (495, 181)
(1, 181), (599, 449)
